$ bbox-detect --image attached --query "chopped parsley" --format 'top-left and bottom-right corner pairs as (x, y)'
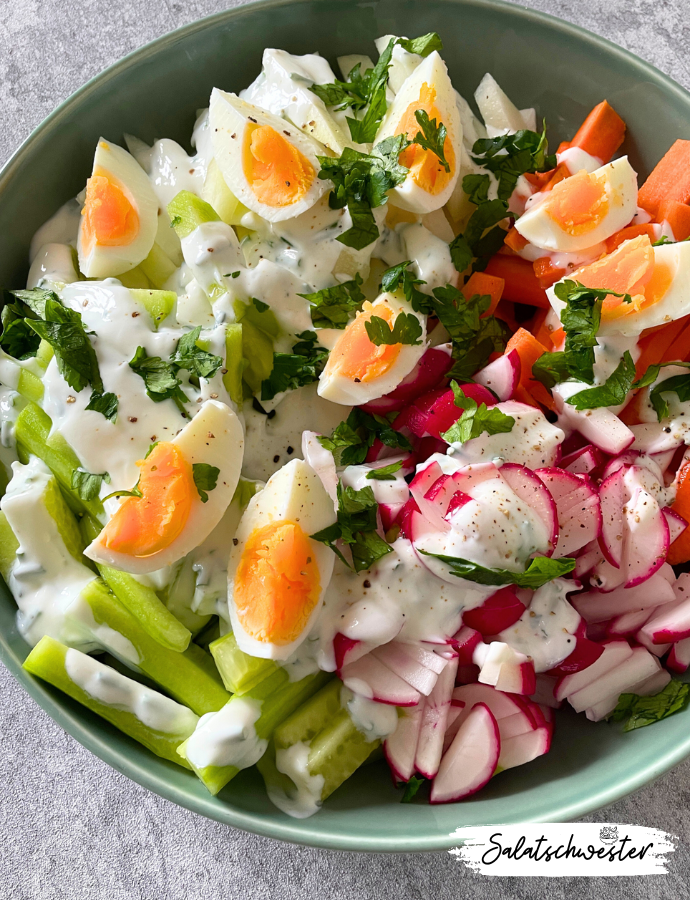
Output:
(171, 325), (223, 379)
(71, 468), (110, 501)
(129, 346), (188, 411)
(401, 774), (426, 803)
(418, 551), (576, 589)
(299, 274), (366, 328)
(311, 482), (393, 572)
(412, 109), (449, 172)
(85, 391), (119, 423)
(611, 680), (690, 731)
(260, 331), (328, 401)
(442, 382), (515, 443)
(565, 351), (636, 410)
(192, 462), (220, 503)
(364, 311), (423, 346)
(379, 260), (429, 311)
(366, 460), (404, 481)
(317, 407), (412, 467)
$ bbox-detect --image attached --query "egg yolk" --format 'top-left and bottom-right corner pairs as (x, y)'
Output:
(233, 520), (321, 645)
(545, 169), (609, 236)
(81, 169), (139, 254)
(574, 234), (675, 321)
(99, 442), (194, 557)
(327, 301), (402, 383)
(396, 83), (456, 195)
(243, 124), (315, 208)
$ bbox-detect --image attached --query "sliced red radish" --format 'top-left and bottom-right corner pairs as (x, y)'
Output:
(372, 643), (441, 696)
(555, 397), (635, 456)
(340, 654), (422, 707)
(606, 607), (654, 638)
(598, 467), (626, 568)
(555, 640), (633, 702)
(449, 625), (484, 664)
(634, 630), (671, 657)
(546, 636), (604, 676)
(473, 349), (521, 401)
(567, 646), (661, 713)
(574, 541), (602, 578)
(379, 501), (406, 532)
(497, 725), (551, 771)
(302, 431), (338, 505)
(572, 572), (676, 622)
(475, 641), (536, 696)
(561, 444), (604, 475)
(462, 586), (527, 635)
(529, 674), (562, 709)
(414, 658), (459, 778)
(333, 633), (376, 672)
(639, 589), (690, 644)
(361, 345), (452, 414)
(500, 463), (558, 554)
(622, 486), (669, 588)
(495, 710), (535, 740)
(430, 703), (500, 803)
(584, 665), (671, 722)
(383, 704), (424, 783)
(663, 507), (688, 543)
(399, 642), (449, 675)
(630, 421), (683, 455)
(667, 637), (690, 673)
(452, 682), (527, 719)
(535, 469), (601, 558)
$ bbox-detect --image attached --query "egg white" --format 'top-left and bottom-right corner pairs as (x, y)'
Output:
(209, 89), (330, 223)
(374, 51), (462, 214)
(227, 458), (337, 660)
(77, 138), (159, 278)
(85, 400), (243, 574)
(515, 156), (638, 253)
(317, 291), (427, 406)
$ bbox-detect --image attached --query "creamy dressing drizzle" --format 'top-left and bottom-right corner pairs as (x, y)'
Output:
(65, 647), (198, 733)
(269, 742), (325, 819)
(185, 696), (266, 769)
(341, 685), (398, 740)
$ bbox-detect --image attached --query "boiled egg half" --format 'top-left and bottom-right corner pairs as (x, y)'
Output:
(548, 233), (690, 337)
(209, 89), (329, 223)
(515, 156), (638, 253)
(85, 400), (243, 574)
(373, 50), (462, 214)
(227, 458), (337, 660)
(317, 292), (427, 405)
(77, 139), (158, 278)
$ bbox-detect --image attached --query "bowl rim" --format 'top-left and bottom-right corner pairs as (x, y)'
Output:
(3, 0), (690, 853)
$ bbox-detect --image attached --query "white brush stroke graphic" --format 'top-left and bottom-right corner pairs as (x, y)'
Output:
(449, 823), (676, 876)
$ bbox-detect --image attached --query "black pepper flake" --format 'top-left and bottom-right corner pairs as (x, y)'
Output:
(232, 538), (239, 546)
(287, 446), (294, 455)
(273, 454), (280, 463)
(128, 417), (138, 423)
(363, 579), (371, 588)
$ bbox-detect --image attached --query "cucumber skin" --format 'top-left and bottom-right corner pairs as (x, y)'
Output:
(23, 635), (197, 768)
(209, 631), (278, 695)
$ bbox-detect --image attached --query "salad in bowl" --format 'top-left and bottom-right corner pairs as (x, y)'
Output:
(4, 29), (690, 818)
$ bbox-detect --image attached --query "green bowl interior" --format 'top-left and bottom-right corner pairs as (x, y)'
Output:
(2, 0), (690, 851)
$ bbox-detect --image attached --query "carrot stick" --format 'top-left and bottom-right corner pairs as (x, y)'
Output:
(533, 257), (566, 290)
(529, 308), (553, 350)
(464, 271), (505, 317)
(505, 327), (556, 410)
(568, 100), (626, 163)
(503, 226), (529, 252)
(605, 223), (657, 254)
(638, 140), (690, 218)
(657, 199), (690, 240)
(543, 162), (570, 191)
(668, 460), (690, 564)
(634, 316), (689, 377)
(662, 320), (690, 364)
(484, 254), (551, 308)
(494, 299), (518, 333)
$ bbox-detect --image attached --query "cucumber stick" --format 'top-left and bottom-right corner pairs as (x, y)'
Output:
(80, 515), (191, 653)
(209, 631), (278, 695)
(23, 636), (198, 767)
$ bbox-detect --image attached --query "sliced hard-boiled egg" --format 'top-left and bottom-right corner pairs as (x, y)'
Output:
(317, 292), (427, 405)
(85, 400), (243, 574)
(374, 51), (462, 214)
(515, 156), (638, 253)
(209, 89), (329, 223)
(227, 458), (337, 660)
(77, 139), (158, 278)
(548, 234), (690, 337)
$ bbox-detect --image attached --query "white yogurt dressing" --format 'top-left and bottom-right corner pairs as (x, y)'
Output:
(341, 685), (398, 740)
(498, 578), (580, 672)
(340, 461), (410, 506)
(185, 696), (267, 769)
(65, 647), (198, 733)
(29, 199), (81, 262)
(0, 388), (20, 475)
(146, 138), (207, 210)
(27, 243), (80, 289)
(269, 741), (325, 819)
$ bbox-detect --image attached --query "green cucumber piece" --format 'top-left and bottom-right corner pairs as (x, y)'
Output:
(308, 708), (378, 799)
(274, 679), (343, 749)
(117, 266), (152, 290)
(167, 191), (220, 239)
(16, 369), (44, 404)
(129, 288), (176, 329)
(223, 323), (244, 406)
(23, 636), (198, 767)
(209, 631), (278, 695)
(138, 245), (177, 290)
(202, 159), (249, 226)
(0, 510), (19, 581)
(160, 556), (212, 636)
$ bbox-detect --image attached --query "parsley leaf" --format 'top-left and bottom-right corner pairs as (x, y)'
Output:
(345, 37), (396, 143)
(85, 391), (119, 422)
(299, 274), (365, 328)
(442, 382), (515, 443)
(171, 326), (223, 379)
(128, 346), (188, 410)
(71, 468), (110, 501)
(566, 351), (636, 410)
(260, 331), (328, 401)
(192, 462), (220, 503)
(648, 373), (690, 421)
(412, 109), (449, 172)
(311, 482), (392, 572)
(102, 485), (143, 502)
(365, 311), (423, 346)
(366, 460), (403, 481)
(401, 774), (426, 803)
(418, 552), (576, 589)
(398, 33), (442, 56)
(471, 121), (556, 202)
(611, 680), (690, 731)
(317, 408), (412, 466)
(379, 261), (431, 313)
(0, 294), (41, 359)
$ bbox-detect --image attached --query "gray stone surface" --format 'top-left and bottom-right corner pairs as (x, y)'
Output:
(1, 0), (690, 896)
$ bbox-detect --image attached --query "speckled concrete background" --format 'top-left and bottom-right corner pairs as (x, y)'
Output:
(1, 1), (690, 897)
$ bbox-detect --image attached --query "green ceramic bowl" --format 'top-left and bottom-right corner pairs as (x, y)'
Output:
(2, 0), (690, 852)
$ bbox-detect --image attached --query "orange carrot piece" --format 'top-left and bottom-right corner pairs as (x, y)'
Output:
(513, 384), (540, 408)
(663, 320), (690, 364)
(524, 168), (559, 191)
(619, 391), (647, 426)
(464, 271), (505, 317)
(634, 316), (689, 377)
(550, 327), (565, 351)
(504, 226), (529, 252)
(668, 461), (690, 564)
(658, 199), (690, 240)
(530, 308), (553, 351)
(533, 257), (566, 290)
(543, 162), (570, 192)
(556, 141), (571, 155)
(638, 140), (690, 218)
(569, 100), (626, 163)
(494, 299), (518, 333)
(484, 255), (551, 308)
(505, 327), (556, 410)
(605, 223), (657, 254)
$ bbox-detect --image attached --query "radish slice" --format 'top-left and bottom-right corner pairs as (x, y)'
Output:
(341, 655), (422, 707)
(430, 703), (500, 803)
(529, 673), (562, 709)
(414, 658), (459, 778)
(630, 422), (683, 454)
(606, 606), (655, 638)
(449, 625), (484, 664)
(372, 643), (441, 696)
(462, 586), (526, 635)
(555, 639), (633, 702)
(639, 579), (690, 644)
(536, 467), (601, 557)
(546, 636), (604, 676)
(555, 396), (635, 456)
(584, 663), (671, 722)
(668, 637), (690, 673)
(561, 444), (604, 475)
(302, 431), (338, 506)
(572, 572), (676, 622)
(473, 349), (521, 401)
(384, 704), (424, 783)
(598, 468), (626, 568)
(361, 345), (452, 414)
(567, 646), (661, 713)
(497, 726), (551, 770)
(574, 541), (601, 578)
(622, 487), (669, 587)
(500, 463), (559, 553)
(475, 642), (536, 695)
(663, 507), (688, 543)
(333, 633), (377, 672)
(634, 629), (671, 657)
(452, 682), (527, 719)
(379, 501), (406, 532)
(409, 462), (451, 532)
